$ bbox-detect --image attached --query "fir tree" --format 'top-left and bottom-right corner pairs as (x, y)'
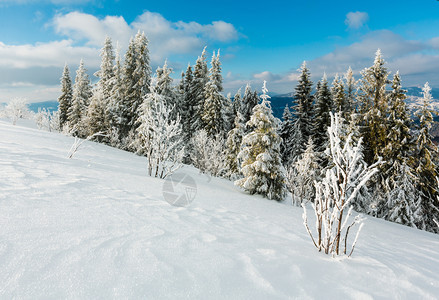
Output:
(291, 61), (314, 160)
(331, 74), (347, 115)
(235, 81), (287, 201)
(58, 64), (73, 129)
(181, 64), (194, 163)
(85, 87), (106, 140)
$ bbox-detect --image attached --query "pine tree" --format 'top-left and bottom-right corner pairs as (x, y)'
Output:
(68, 59), (91, 137)
(202, 50), (226, 137)
(189, 47), (209, 133)
(235, 81), (287, 201)
(58, 64), (73, 129)
(313, 74), (332, 153)
(415, 82), (439, 232)
(291, 61), (314, 160)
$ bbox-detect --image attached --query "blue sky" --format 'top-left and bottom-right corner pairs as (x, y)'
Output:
(0, 0), (438, 102)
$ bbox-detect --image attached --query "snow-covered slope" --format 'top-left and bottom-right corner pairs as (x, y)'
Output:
(1, 120), (439, 299)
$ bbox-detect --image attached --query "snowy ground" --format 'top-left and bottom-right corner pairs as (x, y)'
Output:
(1, 119), (439, 299)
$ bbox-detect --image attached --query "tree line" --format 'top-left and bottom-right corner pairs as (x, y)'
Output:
(56, 32), (439, 235)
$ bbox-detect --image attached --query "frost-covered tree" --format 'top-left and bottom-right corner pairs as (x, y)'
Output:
(287, 137), (320, 206)
(136, 86), (184, 179)
(302, 113), (380, 257)
(58, 64), (73, 128)
(291, 61), (314, 160)
(68, 59), (91, 137)
(235, 81), (287, 201)
(181, 64), (194, 163)
(225, 113), (245, 179)
(191, 130), (226, 177)
(313, 74), (332, 154)
(415, 82), (439, 231)
(331, 74), (347, 115)
(4, 98), (30, 125)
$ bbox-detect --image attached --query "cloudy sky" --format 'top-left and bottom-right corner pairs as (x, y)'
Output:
(0, 0), (438, 102)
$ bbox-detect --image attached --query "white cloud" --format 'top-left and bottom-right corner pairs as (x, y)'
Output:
(345, 11), (369, 29)
(53, 11), (239, 64)
(0, 40), (99, 69)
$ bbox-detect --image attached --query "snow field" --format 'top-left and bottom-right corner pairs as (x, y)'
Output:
(1, 120), (439, 299)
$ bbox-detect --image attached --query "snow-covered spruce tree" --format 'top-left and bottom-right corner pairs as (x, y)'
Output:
(387, 161), (421, 228)
(240, 83), (259, 132)
(136, 85), (184, 179)
(287, 137), (320, 206)
(94, 36), (115, 132)
(357, 49), (390, 165)
(202, 50), (226, 137)
(85, 87), (107, 141)
(302, 113), (380, 257)
(235, 81), (287, 201)
(106, 47), (125, 148)
(181, 64), (194, 163)
(225, 113), (245, 179)
(233, 88), (242, 121)
(344, 66), (357, 118)
(415, 82), (439, 232)
(313, 74), (332, 154)
(189, 47), (209, 133)
(291, 61), (314, 160)
(191, 129), (226, 177)
(223, 93), (236, 133)
(156, 60), (178, 122)
(332, 73), (347, 115)
(279, 105), (294, 164)
(120, 32), (152, 142)
(58, 64), (73, 129)
(68, 59), (92, 137)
